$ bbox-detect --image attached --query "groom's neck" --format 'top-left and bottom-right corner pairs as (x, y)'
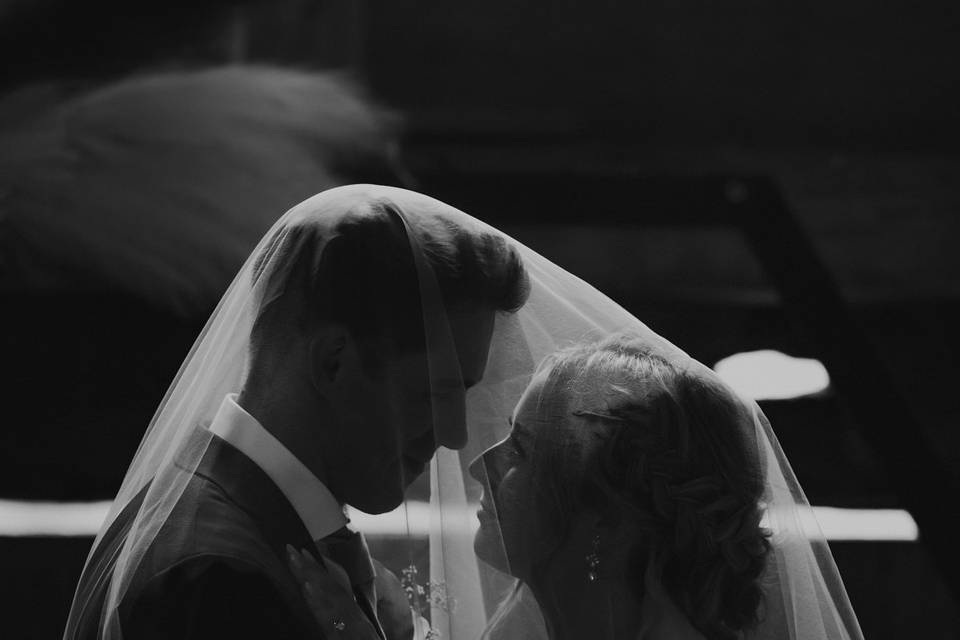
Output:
(236, 382), (332, 488)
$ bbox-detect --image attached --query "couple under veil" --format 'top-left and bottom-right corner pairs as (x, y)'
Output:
(65, 184), (865, 640)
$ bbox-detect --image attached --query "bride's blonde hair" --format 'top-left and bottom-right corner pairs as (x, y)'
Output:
(537, 335), (771, 639)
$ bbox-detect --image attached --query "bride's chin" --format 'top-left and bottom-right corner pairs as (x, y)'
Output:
(473, 531), (495, 567)
(473, 525), (511, 574)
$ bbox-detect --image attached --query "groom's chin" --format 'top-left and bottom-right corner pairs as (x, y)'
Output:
(345, 479), (406, 515)
(343, 458), (426, 514)
(347, 486), (405, 515)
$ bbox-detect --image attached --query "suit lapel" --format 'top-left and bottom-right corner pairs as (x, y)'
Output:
(176, 427), (384, 639)
(183, 427), (317, 557)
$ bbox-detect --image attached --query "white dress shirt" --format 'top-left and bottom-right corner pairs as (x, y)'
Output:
(208, 393), (348, 540)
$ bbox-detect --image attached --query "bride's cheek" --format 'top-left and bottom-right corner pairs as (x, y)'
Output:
(497, 471), (528, 508)
(497, 468), (519, 497)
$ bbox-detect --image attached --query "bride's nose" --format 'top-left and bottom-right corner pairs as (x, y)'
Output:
(467, 448), (487, 484)
(468, 441), (505, 486)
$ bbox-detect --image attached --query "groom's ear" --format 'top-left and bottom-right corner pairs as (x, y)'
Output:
(309, 325), (350, 390)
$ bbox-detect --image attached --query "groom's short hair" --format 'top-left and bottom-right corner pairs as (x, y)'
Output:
(250, 198), (529, 369)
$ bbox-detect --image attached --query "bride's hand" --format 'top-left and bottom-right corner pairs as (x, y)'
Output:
(286, 544), (380, 639)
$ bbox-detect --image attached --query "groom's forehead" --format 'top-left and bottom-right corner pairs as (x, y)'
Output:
(387, 350), (482, 392)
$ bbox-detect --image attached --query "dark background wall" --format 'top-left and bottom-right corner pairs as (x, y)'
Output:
(362, 0), (959, 151)
(1, 1), (958, 638)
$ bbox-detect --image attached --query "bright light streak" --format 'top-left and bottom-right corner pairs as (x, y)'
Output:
(0, 499), (112, 536)
(714, 350), (831, 401)
(810, 507), (918, 541)
(0, 499), (919, 542)
(347, 502), (445, 536)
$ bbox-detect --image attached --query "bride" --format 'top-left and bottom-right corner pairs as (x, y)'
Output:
(471, 335), (771, 639)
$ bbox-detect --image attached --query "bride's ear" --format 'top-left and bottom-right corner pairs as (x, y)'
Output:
(309, 325), (350, 390)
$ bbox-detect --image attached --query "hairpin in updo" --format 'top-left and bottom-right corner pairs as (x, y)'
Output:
(571, 409), (627, 422)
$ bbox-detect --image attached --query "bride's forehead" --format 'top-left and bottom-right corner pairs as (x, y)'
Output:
(513, 371), (569, 423)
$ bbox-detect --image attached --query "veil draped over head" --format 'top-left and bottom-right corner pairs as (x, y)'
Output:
(65, 185), (863, 640)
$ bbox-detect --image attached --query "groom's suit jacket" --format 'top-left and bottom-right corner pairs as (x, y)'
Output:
(69, 428), (345, 640)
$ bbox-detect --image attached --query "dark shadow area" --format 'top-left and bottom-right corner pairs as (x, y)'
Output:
(2, 1), (958, 638)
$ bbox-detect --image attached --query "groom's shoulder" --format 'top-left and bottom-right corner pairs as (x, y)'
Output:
(120, 551), (315, 639)
(142, 466), (277, 574)
(119, 474), (315, 638)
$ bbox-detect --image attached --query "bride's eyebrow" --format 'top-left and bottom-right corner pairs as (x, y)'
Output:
(508, 417), (532, 442)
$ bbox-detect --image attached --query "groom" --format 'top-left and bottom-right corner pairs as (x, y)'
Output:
(67, 192), (529, 639)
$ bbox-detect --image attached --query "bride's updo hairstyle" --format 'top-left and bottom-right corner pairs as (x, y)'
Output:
(248, 195), (529, 372)
(539, 335), (771, 640)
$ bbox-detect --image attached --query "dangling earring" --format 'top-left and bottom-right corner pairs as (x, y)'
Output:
(586, 534), (601, 582)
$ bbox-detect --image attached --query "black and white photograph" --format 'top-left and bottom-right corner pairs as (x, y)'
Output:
(1, 1), (957, 638)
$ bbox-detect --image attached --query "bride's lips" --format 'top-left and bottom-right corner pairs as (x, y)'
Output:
(476, 506), (496, 525)
(477, 493), (497, 522)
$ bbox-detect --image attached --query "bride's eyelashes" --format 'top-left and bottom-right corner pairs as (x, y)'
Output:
(509, 426), (530, 462)
(504, 417), (526, 461)
(509, 432), (526, 459)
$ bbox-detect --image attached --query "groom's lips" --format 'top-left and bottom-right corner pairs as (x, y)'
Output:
(401, 454), (428, 476)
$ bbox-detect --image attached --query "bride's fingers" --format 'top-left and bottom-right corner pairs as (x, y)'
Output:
(286, 546), (380, 638)
(286, 545), (352, 594)
(285, 544), (309, 582)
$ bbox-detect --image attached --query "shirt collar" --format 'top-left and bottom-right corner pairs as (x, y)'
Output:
(208, 394), (348, 540)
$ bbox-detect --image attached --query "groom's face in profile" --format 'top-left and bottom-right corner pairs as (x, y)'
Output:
(326, 308), (496, 514)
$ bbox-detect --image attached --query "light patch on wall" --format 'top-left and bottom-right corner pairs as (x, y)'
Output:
(0, 500), (918, 542)
(714, 349), (831, 401)
(810, 507), (918, 542)
(0, 499), (112, 536)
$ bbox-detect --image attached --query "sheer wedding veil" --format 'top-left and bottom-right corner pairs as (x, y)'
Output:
(64, 184), (863, 640)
